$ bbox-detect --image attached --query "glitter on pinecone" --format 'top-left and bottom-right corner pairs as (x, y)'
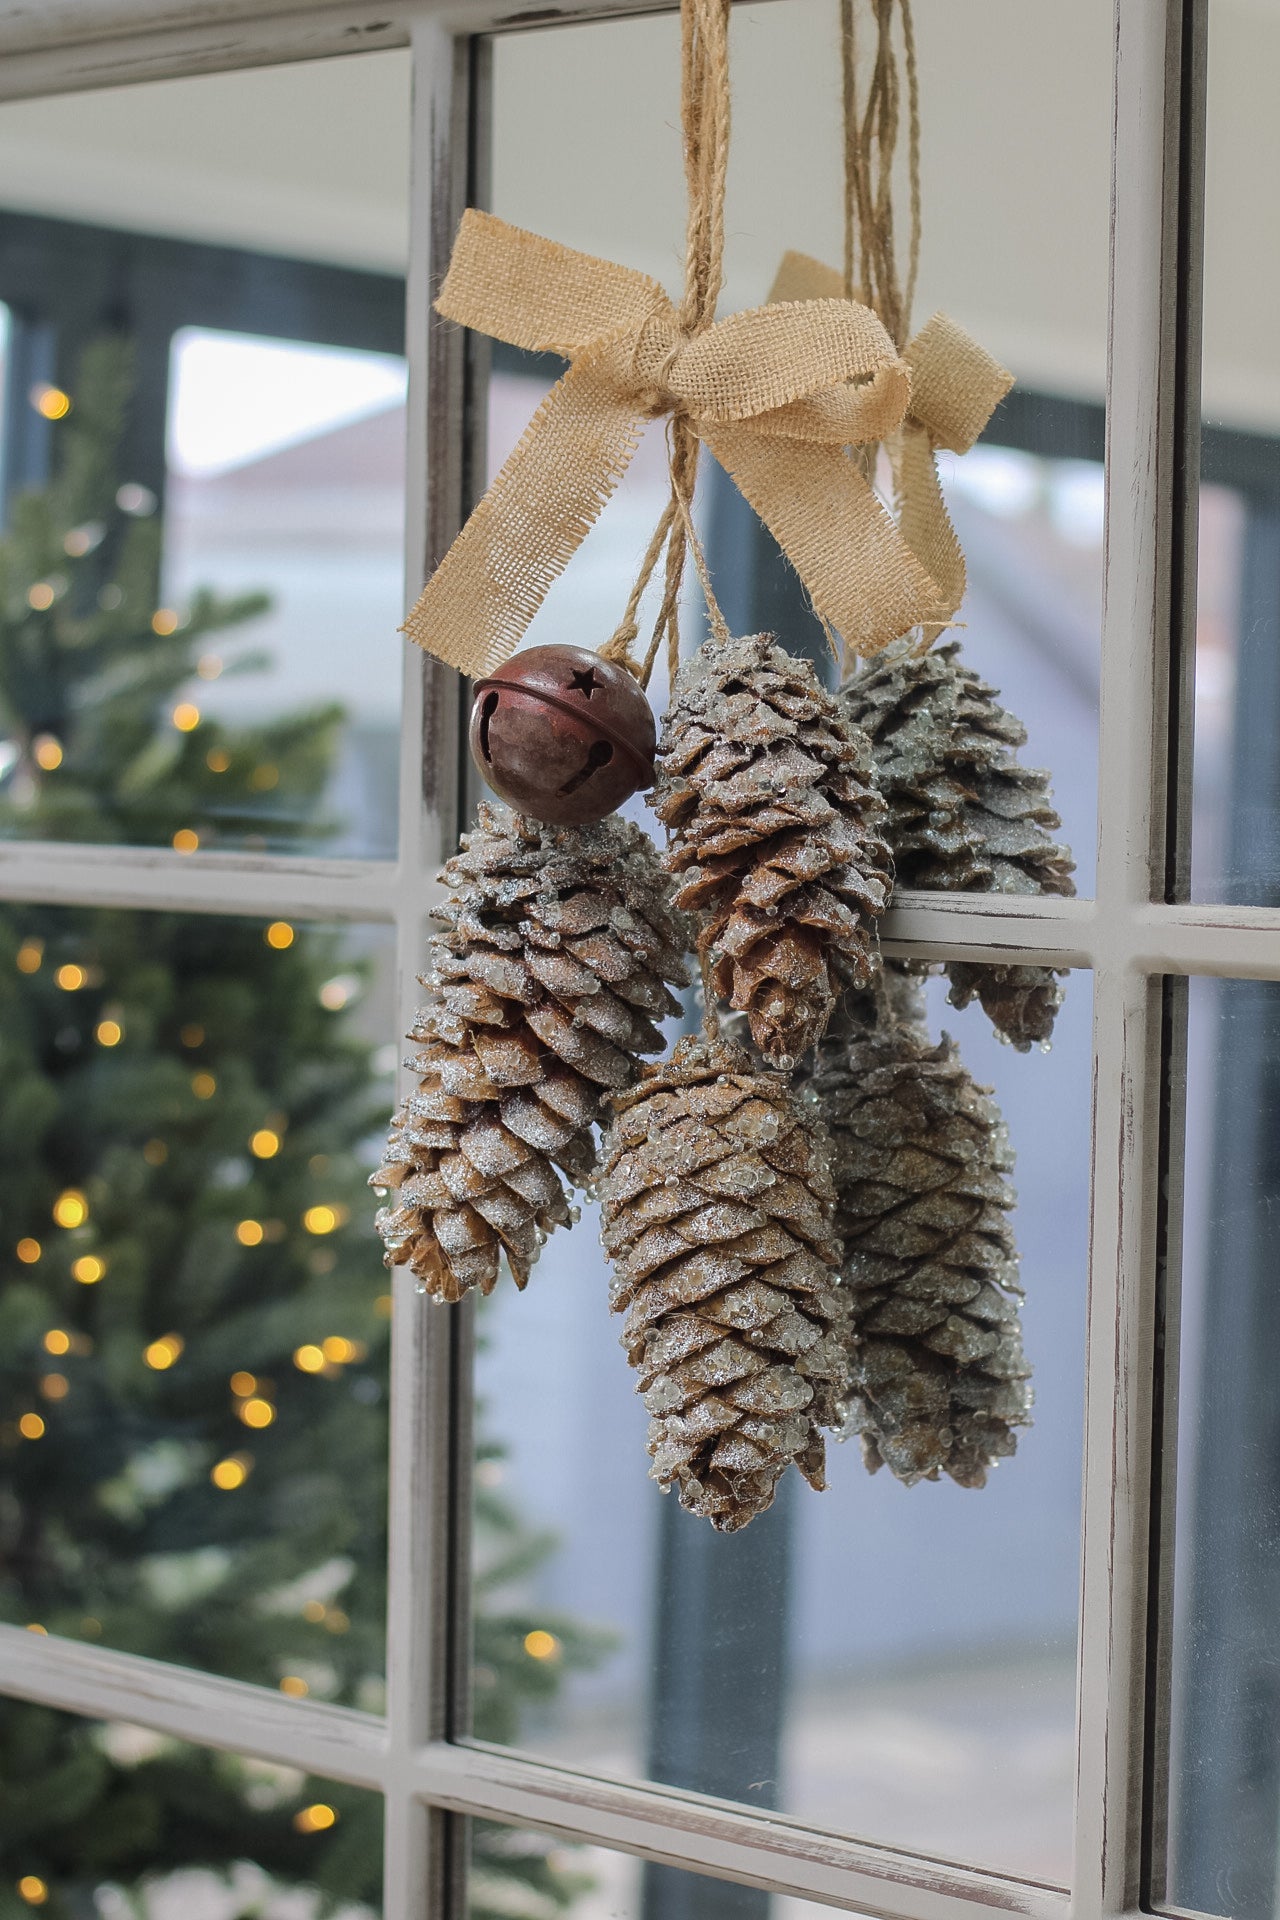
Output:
(653, 631), (891, 1069)
(840, 638), (1075, 1050)
(600, 1030), (849, 1532)
(372, 803), (690, 1302)
(811, 970), (1032, 1487)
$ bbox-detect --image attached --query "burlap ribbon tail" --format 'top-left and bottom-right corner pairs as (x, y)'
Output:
(404, 210), (958, 680)
(769, 250), (1014, 642)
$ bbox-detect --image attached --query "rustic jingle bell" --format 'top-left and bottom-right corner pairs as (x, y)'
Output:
(469, 643), (657, 826)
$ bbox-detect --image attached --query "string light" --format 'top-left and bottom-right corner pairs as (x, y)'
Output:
(191, 1072), (216, 1099)
(238, 1397), (275, 1430)
(31, 383), (71, 420)
(319, 975), (358, 1011)
(172, 829), (200, 854)
(95, 1018), (123, 1047)
(142, 1139), (168, 1167)
(17, 1875), (49, 1905)
(171, 702), (199, 731)
(26, 583), (55, 611)
(16, 1239), (41, 1264)
(205, 748), (230, 773)
(523, 1630), (560, 1661)
(250, 1129), (280, 1159)
(211, 1454), (252, 1490)
(293, 1804), (337, 1835)
(143, 1334), (183, 1371)
(32, 736), (62, 771)
(24, 1625), (47, 1637)
(18, 1415), (45, 1441)
(293, 1345), (325, 1374)
(39, 1375), (68, 1402)
(72, 1255), (104, 1284)
(229, 1371), (257, 1398)
(196, 655), (223, 681)
(265, 921), (295, 951)
(249, 764), (279, 791)
(374, 1293), (393, 1318)
(16, 941), (42, 974)
(43, 1331), (70, 1356)
(63, 523), (103, 558)
(279, 1675), (309, 1698)
(54, 965), (85, 992)
(152, 610), (180, 636)
(303, 1205), (346, 1236)
(179, 1024), (205, 1048)
(302, 1600), (327, 1623)
(322, 1337), (364, 1365)
(236, 1219), (264, 1248)
(52, 1190), (87, 1229)
(323, 1608), (350, 1635)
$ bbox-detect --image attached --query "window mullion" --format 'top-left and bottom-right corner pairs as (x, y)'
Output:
(1074, 2), (1195, 1914)
(384, 13), (474, 1917)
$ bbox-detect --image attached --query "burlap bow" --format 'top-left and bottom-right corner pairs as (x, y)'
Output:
(403, 210), (952, 680)
(770, 251), (1014, 642)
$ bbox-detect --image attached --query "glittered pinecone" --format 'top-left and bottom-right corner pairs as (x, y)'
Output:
(840, 639), (1074, 1049)
(654, 631), (891, 1069)
(811, 971), (1032, 1487)
(600, 1031), (849, 1532)
(372, 803), (690, 1302)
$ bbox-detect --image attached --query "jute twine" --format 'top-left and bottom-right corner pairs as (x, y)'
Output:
(773, 0), (1013, 654)
(401, 0), (951, 686)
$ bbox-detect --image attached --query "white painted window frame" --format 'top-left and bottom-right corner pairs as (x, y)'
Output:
(0, 0), (1248, 1914)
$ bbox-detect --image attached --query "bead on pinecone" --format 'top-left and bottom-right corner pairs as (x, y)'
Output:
(372, 803), (690, 1302)
(599, 1030), (849, 1532)
(653, 631), (892, 1069)
(840, 638), (1075, 1050)
(811, 969), (1032, 1487)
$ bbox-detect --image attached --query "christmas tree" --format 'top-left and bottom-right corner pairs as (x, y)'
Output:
(0, 339), (605, 1920)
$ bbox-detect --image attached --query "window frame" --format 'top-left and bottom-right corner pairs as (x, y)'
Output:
(0, 1), (1250, 1916)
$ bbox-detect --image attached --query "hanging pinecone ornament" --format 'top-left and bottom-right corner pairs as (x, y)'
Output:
(840, 639), (1075, 1050)
(600, 1031), (849, 1531)
(811, 969), (1031, 1487)
(653, 631), (891, 1069)
(372, 803), (690, 1302)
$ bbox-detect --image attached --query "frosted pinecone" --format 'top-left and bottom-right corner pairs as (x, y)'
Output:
(654, 631), (891, 1068)
(600, 1031), (849, 1531)
(372, 803), (689, 1301)
(841, 639), (1074, 1049)
(811, 970), (1032, 1486)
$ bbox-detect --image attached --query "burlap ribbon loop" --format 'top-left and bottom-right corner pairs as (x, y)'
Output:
(403, 210), (949, 679)
(769, 250), (1013, 638)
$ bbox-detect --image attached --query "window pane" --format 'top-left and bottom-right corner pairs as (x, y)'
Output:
(469, 974), (1090, 1879)
(1164, 976), (1280, 1914)
(0, 52), (408, 860)
(1190, 4), (1280, 903)
(0, 907), (393, 1698)
(486, 0), (1108, 893)
(0, 1702), (382, 1917)
(469, 1820), (850, 1920)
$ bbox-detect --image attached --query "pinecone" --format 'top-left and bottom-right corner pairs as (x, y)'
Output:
(840, 639), (1075, 1050)
(372, 803), (690, 1302)
(811, 970), (1032, 1487)
(653, 631), (891, 1069)
(600, 1031), (849, 1532)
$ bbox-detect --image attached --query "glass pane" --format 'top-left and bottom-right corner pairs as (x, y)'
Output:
(1191, 4), (1280, 903)
(470, 1821), (850, 1920)
(1165, 977), (1280, 1914)
(0, 907), (393, 1698)
(0, 52), (409, 859)
(470, 973), (1090, 1879)
(0, 1702), (382, 1916)
(486, 0), (1108, 890)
